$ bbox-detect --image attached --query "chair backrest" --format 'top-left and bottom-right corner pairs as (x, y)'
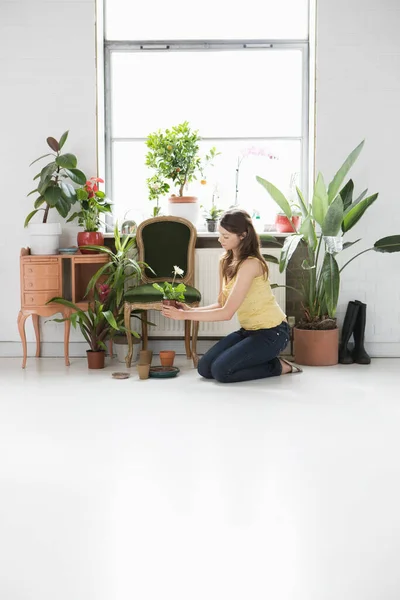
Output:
(136, 216), (197, 285)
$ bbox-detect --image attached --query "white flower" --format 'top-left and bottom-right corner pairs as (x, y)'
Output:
(173, 265), (184, 276)
(151, 182), (160, 190)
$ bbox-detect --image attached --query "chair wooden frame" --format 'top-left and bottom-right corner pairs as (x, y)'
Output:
(124, 216), (200, 368)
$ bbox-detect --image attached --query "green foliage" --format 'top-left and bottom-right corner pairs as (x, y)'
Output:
(152, 265), (186, 300)
(201, 204), (224, 221)
(145, 121), (219, 212)
(257, 140), (400, 328)
(67, 177), (112, 232)
(25, 131), (87, 226)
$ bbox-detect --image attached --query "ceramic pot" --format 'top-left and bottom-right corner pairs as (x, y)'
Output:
(159, 350), (176, 367)
(137, 363), (150, 380)
(77, 231), (104, 254)
(294, 327), (339, 366)
(139, 349), (153, 365)
(28, 222), (61, 255)
(86, 349), (105, 369)
(206, 219), (218, 232)
(167, 196), (199, 225)
(275, 215), (301, 233)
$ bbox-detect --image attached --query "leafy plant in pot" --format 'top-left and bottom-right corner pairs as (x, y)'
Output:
(152, 265), (186, 307)
(257, 140), (400, 366)
(202, 204), (224, 232)
(25, 131), (87, 255)
(145, 121), (218, 222)
(67, 177), (112, 253)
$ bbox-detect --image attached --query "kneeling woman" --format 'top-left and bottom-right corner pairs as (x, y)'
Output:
(162, 209), (302, 383)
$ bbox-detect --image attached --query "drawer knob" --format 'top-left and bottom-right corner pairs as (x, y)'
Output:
(30, 297), (34, 302)
(28, 268), (33, 273)
(29, 282), (33, 287)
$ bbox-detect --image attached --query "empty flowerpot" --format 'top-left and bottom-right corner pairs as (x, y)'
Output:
(137, 363), (150, 380)
(139, 350), (153, 365)
(159, 350), (176, 367)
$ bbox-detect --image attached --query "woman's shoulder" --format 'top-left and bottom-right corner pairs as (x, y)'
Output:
(238, 257), (264, 277)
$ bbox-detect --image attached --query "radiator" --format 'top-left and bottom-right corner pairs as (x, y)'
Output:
(146, 248), (286, 337)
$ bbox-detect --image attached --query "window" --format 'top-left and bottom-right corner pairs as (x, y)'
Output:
(101, 1), (310, 230)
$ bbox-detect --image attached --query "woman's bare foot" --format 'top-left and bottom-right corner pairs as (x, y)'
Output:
(279, 358), (303, 375)
(279, 358), (293, 374)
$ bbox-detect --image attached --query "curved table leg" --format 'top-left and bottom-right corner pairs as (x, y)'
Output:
(184, 320), (192, 359)
(63, 310), (71, 366)
(124, 302), (133, 368)
(191, 321), (199, 369)
(32, 314), (40, 358)
(18, 311), (29, 369)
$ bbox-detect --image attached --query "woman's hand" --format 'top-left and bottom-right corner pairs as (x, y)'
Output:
(175, 302), (191, 311)
(162, 305), (187, 320)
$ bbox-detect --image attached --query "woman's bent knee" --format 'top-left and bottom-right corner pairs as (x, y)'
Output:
(197, 356), (213, 379)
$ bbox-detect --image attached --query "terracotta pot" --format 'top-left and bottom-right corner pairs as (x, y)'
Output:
(159, 350), (176, 367)
(167, 196), (199, 224)
(86, 350), (105, 369)
(137, 363), (150, 380)
(77, 231), (104, 254)
(294, 327), (339, 366)
(162, 299), (178, 308)
(168, 196), (198, 204)
(206, 219), (218, 232)
(139, 349), (153, 365)
(275, 215), (301, 233)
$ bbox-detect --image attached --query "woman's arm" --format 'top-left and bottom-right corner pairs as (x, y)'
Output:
(162, 259), (259, 322)
(178, 258), (224, 312)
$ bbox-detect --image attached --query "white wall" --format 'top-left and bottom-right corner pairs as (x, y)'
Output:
(0, 0), (97, 356)
(1, 0), (400, 357)
(316, 0), (400, 356)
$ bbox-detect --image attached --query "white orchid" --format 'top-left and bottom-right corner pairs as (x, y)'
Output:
(173, 265), (184, 276)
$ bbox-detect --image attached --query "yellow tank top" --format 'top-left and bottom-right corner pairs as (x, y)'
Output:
(221, 259), (286, 330)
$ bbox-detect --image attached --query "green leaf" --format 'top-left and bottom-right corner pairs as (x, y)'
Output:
(373, 235), (400, 253)
(47, 137), (60, 152)
(262, 254), (279, 265)
(152, 283), (164, 294)
(44, 186), (63, 207)
(321, 253), (340, 317)
(60, 182), (76, 199)
(66, 211), (81, 223)
(301, 259), (316, 270)
(58, 130), (69, 149)
(27, 189), (39, 197)
(321, 194), (344, 236)
(24, 209), (40, 227)
(103, 310), (119, 330)
(295, 187), (309, 218)
(56, 195), (71, 218)
(256, 176), (292, 219)
(64, 168), (87, 185)
(34, 196), (46, 209)
(279, 235), (302, 273)
(342, 193), (378, 233)
(312, 172), (329, 226)
(327, 140), (365, 203)
(342, 239), (361, 250)
(29, 153), (54, 167)
(39, 161), (57, 185)
(338, 179), (354, 211)
(56, 153), (78, 170)
(259, 234), (280, 245)
(299, 215), (317, 250)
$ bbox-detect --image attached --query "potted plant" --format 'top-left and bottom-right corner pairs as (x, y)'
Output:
(257, 140), (400, 366)
(25, 131), (87, 255)
(202, 204), (224, 232)
(67, 177), (112, 253)
(275, 202), (302, 233)
(152, 265), (186, 307)
(145, 121), (218, 222)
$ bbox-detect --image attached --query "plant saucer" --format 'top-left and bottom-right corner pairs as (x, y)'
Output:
(112, 372), (130, 380)
(149, 366), (180, 378)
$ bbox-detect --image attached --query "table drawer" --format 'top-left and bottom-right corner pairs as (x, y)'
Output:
(24, 277), (59, 291)
(23, 264), (59, 278)
(23, 291), (60, 306)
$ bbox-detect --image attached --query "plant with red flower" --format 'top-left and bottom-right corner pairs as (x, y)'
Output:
(67, 177), (112, 232)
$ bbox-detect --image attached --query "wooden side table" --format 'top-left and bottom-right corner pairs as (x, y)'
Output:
(18, 248), (108, 368)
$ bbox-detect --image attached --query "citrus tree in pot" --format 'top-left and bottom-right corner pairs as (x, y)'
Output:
(257, 140), (400, 366)
(145, 121), (218, 222)
(67, 177), (112, 253)
(25, 131), (87, 255)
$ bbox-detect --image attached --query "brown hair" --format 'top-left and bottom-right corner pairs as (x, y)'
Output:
(219, 209), (268, 281)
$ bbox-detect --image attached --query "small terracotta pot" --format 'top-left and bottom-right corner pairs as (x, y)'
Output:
(162, 299), (178, 308)
(168, 196), (198, 204)
(77, 231), (104, 254)
(159, 350), (176, 367)
(275, 215), (301, 233)
(137, 363), (150, 380)
(86, 350), (105, 369)
(294, 327), (339, 366)
(139, 349), (153, 365)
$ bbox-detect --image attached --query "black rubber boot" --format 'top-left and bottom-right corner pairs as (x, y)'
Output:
(339, 301), (359, 364)
(352, 300), (371, 364)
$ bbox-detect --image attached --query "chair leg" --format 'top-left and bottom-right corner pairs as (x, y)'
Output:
(184, 320), (192, 359)
(191, 321), (199, 368)
(124, 303), (133, 368)
(141, 310), (148, 350)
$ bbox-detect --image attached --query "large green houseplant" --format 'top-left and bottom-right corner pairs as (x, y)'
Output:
(145, 121), (218, 217)
(25, 131), (87, 255)
(257, 140), (400, 365)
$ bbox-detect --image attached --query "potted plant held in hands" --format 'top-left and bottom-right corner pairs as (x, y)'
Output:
(67, 177), (112, 253)
(152, 265), (186, 307)
(145, 121), (218, 223)
(257, 140), (400, 366)
(25, 131), (87, 255)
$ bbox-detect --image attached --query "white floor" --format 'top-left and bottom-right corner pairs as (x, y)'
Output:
(1, 356), (400, 600)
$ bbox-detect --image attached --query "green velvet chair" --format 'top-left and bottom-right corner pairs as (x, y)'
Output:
(124, 216), (201, 368)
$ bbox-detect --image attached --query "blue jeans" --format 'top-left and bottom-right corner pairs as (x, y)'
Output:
(198, 321), (290, 383)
